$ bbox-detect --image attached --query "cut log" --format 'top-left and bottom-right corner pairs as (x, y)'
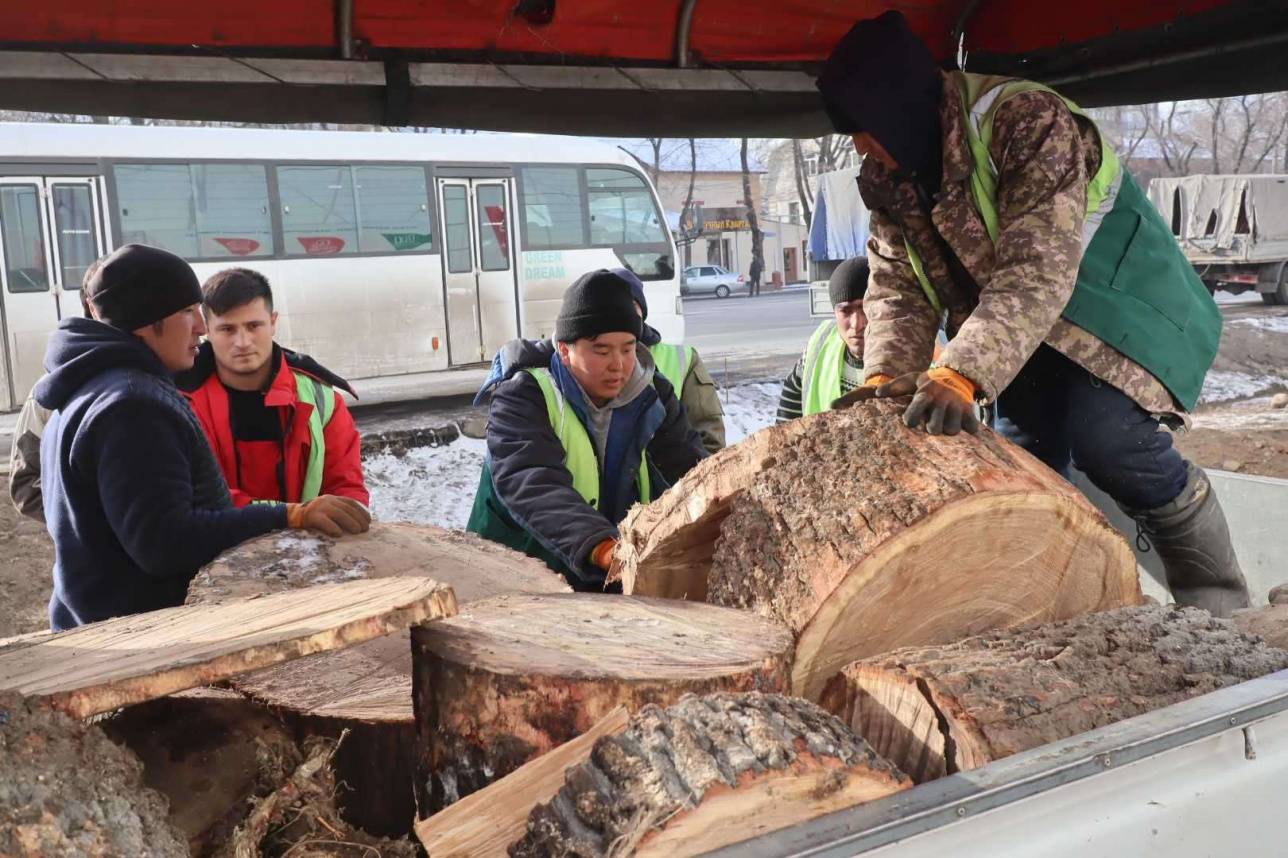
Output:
(617, 400), (1143, 700)
(412, 593), (794, 812)
(820, 605), (1288, 783)
(0, 576), (455, 719)
(415, 707), (631, 857)
(100, 687), (300, 857)
(1233, 604), (1288, 650)
(185, 523), (568, 837)
(511, 692), (910, 857)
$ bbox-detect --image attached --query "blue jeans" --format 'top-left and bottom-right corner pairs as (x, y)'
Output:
(994, 345), (1189, 510)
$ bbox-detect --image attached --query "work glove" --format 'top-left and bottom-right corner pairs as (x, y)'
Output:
(833, 368), (980, 436)
(829, 374), (893, 410)
(286, 495), (372, 537)
(899, 368), (980, 435)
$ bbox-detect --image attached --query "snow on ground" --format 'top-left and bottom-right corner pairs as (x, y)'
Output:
(366, 435), (487, 529)
(1200, 370), (1287, 404)
(1229, 314), (1288, 335)
(366, 383), (783, 528)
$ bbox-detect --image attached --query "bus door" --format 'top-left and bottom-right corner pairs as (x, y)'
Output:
(0, 176), (106, 410)
(436, 177), (519, 366)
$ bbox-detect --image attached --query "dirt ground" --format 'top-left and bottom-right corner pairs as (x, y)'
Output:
(0, 502), (53, 640)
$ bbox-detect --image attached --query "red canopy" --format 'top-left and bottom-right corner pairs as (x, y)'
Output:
(0, 1), (1283, 134)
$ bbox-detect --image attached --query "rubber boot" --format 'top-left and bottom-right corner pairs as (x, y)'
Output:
(1122, 465), (1251, 618)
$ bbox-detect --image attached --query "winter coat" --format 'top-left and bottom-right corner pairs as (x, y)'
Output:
(35, 317), (285, 630)
(7, 393), (49, 521)
(641, 322), (726, 454)
(467, 339), (706, 588)
(860, 70), (1200, 417)
(177, 343), (369, 506)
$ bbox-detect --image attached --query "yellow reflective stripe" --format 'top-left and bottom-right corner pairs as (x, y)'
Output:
(293, 372), (333, 503)
(525, 368), (653, 507)
(801, 320), (848, 416)
(903, 240), (945, 314)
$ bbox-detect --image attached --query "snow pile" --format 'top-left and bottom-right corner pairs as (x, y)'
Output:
(1200, 370), (1286, 404)
(365, 382), (786, 528)
(1229, 314), (1288, 335)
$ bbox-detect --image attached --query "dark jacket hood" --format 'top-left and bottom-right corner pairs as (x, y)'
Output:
(816, 10), (944, 191)
(474, 338), (557, 405)
(639, 322), (663, 348)
(35, 317), (168, 411)
(175, 341), (357, 398)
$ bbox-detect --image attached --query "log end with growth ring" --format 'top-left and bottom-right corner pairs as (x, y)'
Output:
(821, 604), (1288, 783)
(619, 400), (1144, 700)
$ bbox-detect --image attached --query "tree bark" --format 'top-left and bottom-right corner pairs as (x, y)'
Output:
(791, 139), (813, 229)
(185, 523), (567, 837)
(821, 605), (1288, 784)
(616, 401), (1143, 701)
(510, 692), (910, 858)
(412, 594), (793, 813)
(741, 137), (765, 295)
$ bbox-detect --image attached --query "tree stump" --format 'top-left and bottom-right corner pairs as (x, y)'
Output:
(820, 605), (1288, 783)
(186, 523), (568, 837)
(617, 401), (1143, 700)
(511, 692), (910, 857)
(412, 593), (794, 812)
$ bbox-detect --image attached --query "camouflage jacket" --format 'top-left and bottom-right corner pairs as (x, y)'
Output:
(860, 71), (1182, 418)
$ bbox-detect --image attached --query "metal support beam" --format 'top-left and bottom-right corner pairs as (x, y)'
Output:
(337, 0), (355, 60)
(674, 0), (698, 69)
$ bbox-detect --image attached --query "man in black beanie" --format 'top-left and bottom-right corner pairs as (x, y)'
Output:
(34, 243), (370, 630)
(818, 13), (1246, 616)
(776, 256), (871, 422)
(467, 269), (706, 590)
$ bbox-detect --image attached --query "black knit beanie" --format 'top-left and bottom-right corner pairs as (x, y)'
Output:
(829, 256), (870, 307)
(555, 270), (643, 343)
(613, 267), (648, 319)
(85, 244), (202, 332)
(816, 11), (945, 190)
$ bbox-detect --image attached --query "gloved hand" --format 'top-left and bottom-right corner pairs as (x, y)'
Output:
(590, 537), (618, 571)
(286, 495), (372, 537)
(900, 367), (980, 435)
(830, 373), (895, 410)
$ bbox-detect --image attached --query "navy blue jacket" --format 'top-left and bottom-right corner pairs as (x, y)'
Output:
(35, 318), (286, 630)
(472, 339), (706, 586)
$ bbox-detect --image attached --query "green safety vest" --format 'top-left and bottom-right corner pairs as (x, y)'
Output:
(903, 71), (1220, 411)
(801, 320), (848, 416)
(293, 371), (334, 502)
(650, 342), (693, 395)
(466, 367), (653, 576)
(247, 371), (334, 505)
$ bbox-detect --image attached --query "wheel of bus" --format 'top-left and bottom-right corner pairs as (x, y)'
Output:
(715, 284), (730, 299)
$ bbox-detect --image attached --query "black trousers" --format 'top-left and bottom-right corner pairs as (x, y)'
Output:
(994, 345), (1189, 510)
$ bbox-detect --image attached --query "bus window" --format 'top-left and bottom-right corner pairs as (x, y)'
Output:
(115, 163), (272, 259)
(115, 164), (200, 257)
(0, 185), (49, 292)
(586, 168), (667, 245)
(519, 167), (584, 248)
(278, 166), (359, 256)
(475, 183), (510, 271)
(442, 185), (473, 273)
(354, 165), (433, 253)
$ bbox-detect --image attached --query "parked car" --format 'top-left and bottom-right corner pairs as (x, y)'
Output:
(681, 265), (746, 298)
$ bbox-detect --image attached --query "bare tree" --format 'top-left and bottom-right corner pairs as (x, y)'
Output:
(791, 139), (813, 228)
(740, 137), (765, 296)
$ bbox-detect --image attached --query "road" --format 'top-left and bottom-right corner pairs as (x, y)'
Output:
(682, 288), (819, 381)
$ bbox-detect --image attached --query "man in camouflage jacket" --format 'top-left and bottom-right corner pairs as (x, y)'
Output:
(817, 12), (1249, 617)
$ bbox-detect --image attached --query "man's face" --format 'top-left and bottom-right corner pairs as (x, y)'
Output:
(205, 298), (278, 379)
(558, 332), (637, 404)
(834, 298), (868, 359)
(135, 304), (207, 372)
(852, 133), (899, 170)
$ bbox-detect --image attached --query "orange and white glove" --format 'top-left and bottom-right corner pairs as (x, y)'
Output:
(590, 538), (618, 571)
(830, 374), (895, 410)
(901, 367), (980, 436)
(286, 495), (372, 537)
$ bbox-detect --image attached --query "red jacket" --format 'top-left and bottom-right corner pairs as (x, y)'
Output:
(179, 344), (369, 507)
